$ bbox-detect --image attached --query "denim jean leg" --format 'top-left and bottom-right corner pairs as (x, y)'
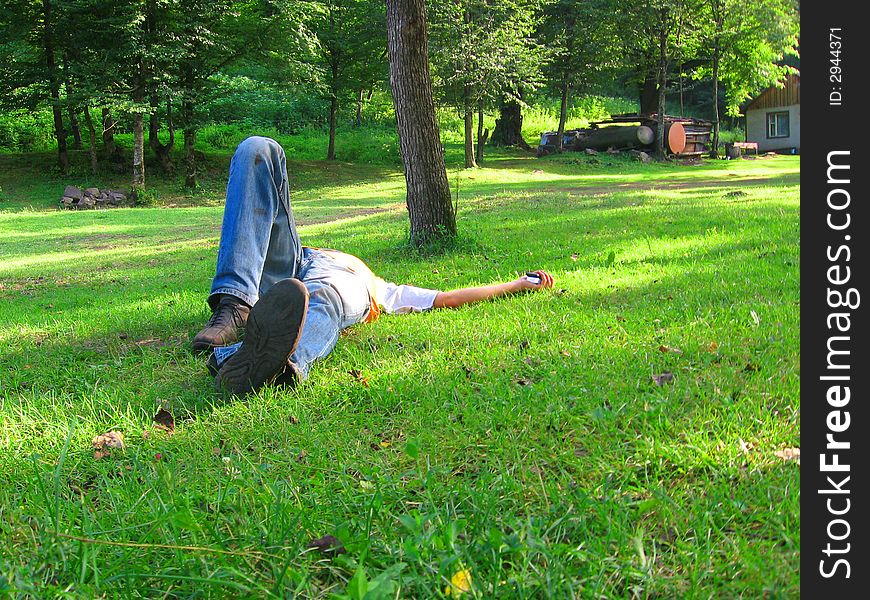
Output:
(210, 250), (371, 377)
(209, 136), (303, 309)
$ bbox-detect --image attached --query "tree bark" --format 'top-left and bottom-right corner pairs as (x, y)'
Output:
(184, 128), (197, 188)
(386, 0), (456, 245)
(557, 80), (569, 152)
(710, 0), (722, 158)
(42, 0), (68, 172)
(67, 107), (82, 150)
(149, 94), (175, 172)
(491, 98), (532, 150)
(355, 88), (364, 127)
(132, 112), (145, 191)
(83, 105), (99, 174)
(327, 93), (338, 160)
(132, 78), (146, 192)
(654, 8), (669, 160)
(64, 76), (83, 151)
(475, 103), (486, 165)
(101, 108), (117, 156)
(181, 88), (198, 187)
(639, 71), (658, 116)
(463, 85), (477, 168)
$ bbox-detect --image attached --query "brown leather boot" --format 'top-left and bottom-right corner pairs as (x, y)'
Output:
(192, 295), (250, 353)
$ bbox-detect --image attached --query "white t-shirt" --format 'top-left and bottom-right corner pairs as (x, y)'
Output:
(376, 281), (439, 314)
(313, 248), (439, 318)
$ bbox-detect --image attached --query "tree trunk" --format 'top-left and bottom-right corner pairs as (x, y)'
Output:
(83, 105), (99, 174)
(654, 8), (669, 160)
(475, 103), (486, 165)
(101, 108), (118, 156)
(639, 71), (658, 116)
(463, 85), (477, 168)
(463, 108), (477, 168)
(711, 52), (720, 158)
(491, 97), (533, 150)
(149, 94), (175, 172)
(355, 88), (364, 127)
(184, 127), (197, 188)
(62, 58), (82, 150)
(710, 1), (723, 158)
(132, 79), (146, 192)
(386, 0), (455, 245)
(132, 113), (145, 192)
(67, 106), (82, 150)
(42, 0), (68, 173)
(327, 93), (338, 160)
(557, 80), (569, 152)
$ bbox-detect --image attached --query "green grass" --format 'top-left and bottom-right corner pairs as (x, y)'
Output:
(0, 146), (799, 598)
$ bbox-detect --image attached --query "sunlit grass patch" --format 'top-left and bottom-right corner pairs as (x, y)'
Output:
(0, 154), (799, 598)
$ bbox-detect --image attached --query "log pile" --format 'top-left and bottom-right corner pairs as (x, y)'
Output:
(537, 113), (713, 158)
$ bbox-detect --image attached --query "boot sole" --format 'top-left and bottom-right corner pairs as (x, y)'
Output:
(215, 279), (309, 395)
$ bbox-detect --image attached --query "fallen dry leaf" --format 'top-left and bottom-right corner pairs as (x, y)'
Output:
(651, 372), (674, 386)
(92, 431), (124, 460)
(153, 407), (175, 433)
(658, 345), (682, 354)
(93, 431), (124, 449)
(349, 369), (369, 387)
(774, 447), (800, 464)
(706, 341), (719, 352)
(306, 534), (346, 556)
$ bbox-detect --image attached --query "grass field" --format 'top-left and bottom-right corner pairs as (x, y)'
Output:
(0, 144), (800, 598)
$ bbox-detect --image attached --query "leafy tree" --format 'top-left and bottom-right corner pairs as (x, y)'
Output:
(613, 0), (702, 158)
(698, 0), (798, 155)
(0, 0), (72, 170)
(538, 0), (618, 151)
(429, 0), (544, 166)
(309, 0), (386, 160)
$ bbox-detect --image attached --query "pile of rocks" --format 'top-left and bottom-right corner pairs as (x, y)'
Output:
(60, 185), (132, 210)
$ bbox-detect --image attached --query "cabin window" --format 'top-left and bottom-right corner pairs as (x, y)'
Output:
(766, 111), (790, 138)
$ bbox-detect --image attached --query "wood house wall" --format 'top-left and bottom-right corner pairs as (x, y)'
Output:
(745, 73), (800, 153)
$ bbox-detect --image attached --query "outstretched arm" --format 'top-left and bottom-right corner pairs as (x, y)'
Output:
(432, 270), (554, 309)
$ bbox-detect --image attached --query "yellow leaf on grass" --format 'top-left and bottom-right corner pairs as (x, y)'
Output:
(444, 568), (472, 596)
(774, 447), (800, 464)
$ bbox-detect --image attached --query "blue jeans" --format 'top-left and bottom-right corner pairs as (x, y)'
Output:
(209, 136), (371, 378)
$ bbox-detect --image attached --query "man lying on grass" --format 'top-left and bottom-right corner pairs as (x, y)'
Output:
(192, 136), (554, 394)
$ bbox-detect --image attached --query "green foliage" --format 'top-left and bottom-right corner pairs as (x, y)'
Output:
(204, 76), (327, 132)
(695, 0), (800, 116)
(0, 110), (56, 152)
(429, 0), (546, 110)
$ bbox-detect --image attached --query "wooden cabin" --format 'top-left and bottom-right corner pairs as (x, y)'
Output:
(745, 73), (800, 153)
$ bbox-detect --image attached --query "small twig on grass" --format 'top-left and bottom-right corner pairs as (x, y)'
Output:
(54, 532), (284, 560)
